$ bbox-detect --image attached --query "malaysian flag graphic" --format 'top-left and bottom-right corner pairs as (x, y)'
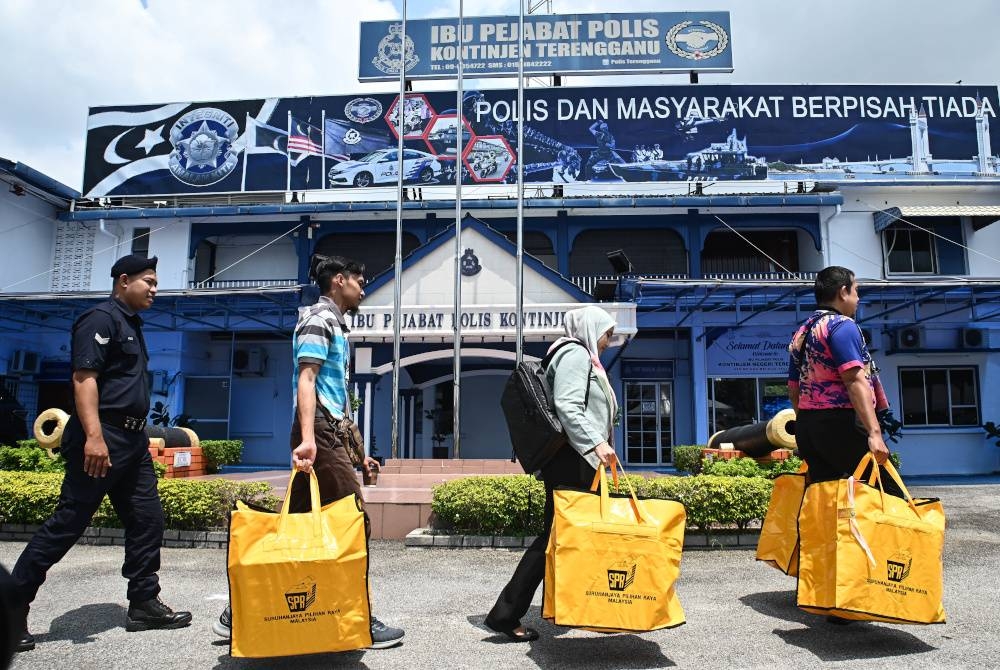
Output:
(289, 118), (324, 157)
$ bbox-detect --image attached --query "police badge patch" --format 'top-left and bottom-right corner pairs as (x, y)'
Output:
(168, 108), (240, 186)
(345, 97), (383, 124)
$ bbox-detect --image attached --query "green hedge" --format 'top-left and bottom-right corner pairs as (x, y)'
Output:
(0, 446), (65, 473)
(0, 471), (278, 530)
(701, 455), (804, 479)
(1, 445), (167, 479)
(200, 440), (244, 474)
(431, 472), (774, 536)
(672, 445), (705, 475)
(432, 475), (545, 536)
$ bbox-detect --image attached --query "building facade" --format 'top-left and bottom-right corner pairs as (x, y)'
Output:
(2, 151), (999, 475)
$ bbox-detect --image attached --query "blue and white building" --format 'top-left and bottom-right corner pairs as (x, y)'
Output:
(2, 145), (999, 475)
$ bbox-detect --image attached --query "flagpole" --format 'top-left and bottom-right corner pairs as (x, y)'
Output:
(321, 109), (327, 190)
(286, 110), (292, 193)
(242, 113), (251, 192)
(452, 0), (464, 459)
(515, 0), (525, 365)
(391, 1), (407, 460)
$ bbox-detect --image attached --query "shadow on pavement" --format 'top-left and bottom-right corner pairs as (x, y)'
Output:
(467, 607), (676, 669)
(741, 590), (937, 662)
(212, 650), (370, 669)
(34, 603), (127, 646)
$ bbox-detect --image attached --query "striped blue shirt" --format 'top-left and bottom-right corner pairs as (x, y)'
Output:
(292, 296), (350, 419)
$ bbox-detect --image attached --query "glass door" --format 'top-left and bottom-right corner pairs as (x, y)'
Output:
(624, 381), (674, 465)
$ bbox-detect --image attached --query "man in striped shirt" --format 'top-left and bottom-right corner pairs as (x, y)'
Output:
(214, 255), (403, 649)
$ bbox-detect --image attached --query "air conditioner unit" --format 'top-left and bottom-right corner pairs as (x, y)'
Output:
(233, 347), (267, 375)
(860, 327), (879, 351)
(960, 327), (986, 349)
(895, 326), (924, 350)
(9, 350), (41, 375)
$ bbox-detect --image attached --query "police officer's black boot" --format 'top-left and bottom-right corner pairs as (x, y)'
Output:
(15, 606), (34, 652)
(125, 596), (192, 632)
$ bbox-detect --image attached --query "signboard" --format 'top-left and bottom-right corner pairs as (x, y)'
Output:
(172, 451), (192, 468)
(343, 303), (637, 341)
(358, 12), (733, 81)
(83, 84), (1000, 198)
(706, 327), (790, 377)
(621, 359), (675, 379)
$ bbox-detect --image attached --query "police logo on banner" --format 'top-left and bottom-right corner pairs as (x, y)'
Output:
(343, 129), (362, 146)
(345, 97), (383, 124)
(168, 108), (239, 186)
(665, 20), (729, 60)
(372, 23), (419, 75)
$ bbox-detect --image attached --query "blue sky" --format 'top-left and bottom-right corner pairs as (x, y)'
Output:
(1, 0), (997, 190)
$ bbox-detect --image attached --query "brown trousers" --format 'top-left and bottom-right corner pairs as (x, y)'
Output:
(288, 409), (367, 534)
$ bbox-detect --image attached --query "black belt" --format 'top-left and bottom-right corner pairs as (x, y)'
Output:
(100, 411), (147, 433)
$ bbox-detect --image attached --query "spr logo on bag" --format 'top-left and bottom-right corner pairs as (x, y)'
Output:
(607, 562), (637, 592)
(887, 550), (912, 583)
(285, 577), (317, 612)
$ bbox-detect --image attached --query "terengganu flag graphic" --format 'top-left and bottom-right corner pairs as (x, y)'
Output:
(247, 117), (289, 155)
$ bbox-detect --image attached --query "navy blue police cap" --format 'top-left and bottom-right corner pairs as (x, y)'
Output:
(110, 254), (158, 278)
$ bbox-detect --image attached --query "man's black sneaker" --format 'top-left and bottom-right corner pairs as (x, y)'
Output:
(16, 630), (35, 652)
(125, 596), (193, 632)
(212, 604), (232, 639)
(369, 616), (404, 649)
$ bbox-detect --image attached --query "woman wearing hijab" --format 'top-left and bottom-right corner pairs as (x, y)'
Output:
(485, 305), (619, 642)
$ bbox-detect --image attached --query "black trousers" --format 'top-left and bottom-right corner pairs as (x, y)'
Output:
(796, 408), (905, 499)
(485, 446), (596, 632)
(12, 416), (163, 607)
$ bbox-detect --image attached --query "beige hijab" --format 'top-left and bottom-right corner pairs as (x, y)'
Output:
(548, 306), (619, 421)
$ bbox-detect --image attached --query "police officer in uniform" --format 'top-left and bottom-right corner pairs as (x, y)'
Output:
(11, 255), (191, 653)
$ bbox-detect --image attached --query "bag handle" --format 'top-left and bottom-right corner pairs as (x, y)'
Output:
(590, 461), (643, 524)
(852, 453), (920, 515)
(277, 468), (323, 539)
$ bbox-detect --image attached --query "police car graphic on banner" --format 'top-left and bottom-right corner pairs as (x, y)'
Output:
(327, 148), (442, 187)
(167, 108), (240, 186)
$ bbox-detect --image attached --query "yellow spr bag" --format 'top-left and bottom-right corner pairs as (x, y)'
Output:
(797, 454), (946, 624)
(542, 463), (686, 632)
(227, 470), (372, 657)
(756, 462), (808, 576)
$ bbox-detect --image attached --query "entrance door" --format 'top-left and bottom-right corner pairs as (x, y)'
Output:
(624, 382), (674, 465)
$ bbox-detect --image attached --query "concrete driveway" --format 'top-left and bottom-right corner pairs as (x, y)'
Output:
(3, 482), (997, 669)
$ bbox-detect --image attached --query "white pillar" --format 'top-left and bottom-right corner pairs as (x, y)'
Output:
(363, 381), (373, 457)
(408, 394), (416, 460)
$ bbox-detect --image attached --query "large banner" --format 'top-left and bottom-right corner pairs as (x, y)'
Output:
(83, 84), (1000, 198)
(358, 12), (733, 81)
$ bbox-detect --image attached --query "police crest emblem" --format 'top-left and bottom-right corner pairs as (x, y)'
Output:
(167, 108), (239, 186)
(372, 23), (419, 75)
(345, 97), (383, 124)
(460, 248), (481, 276)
